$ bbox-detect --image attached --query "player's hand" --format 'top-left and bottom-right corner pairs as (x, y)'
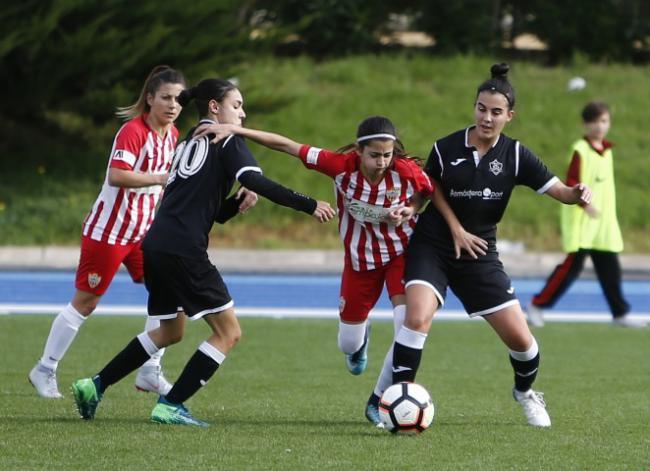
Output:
(155, 173), (170, 186)
(573, 183), (592, 205)
(312, 201), (336, 223)
(451, 226), (488, 259)
(236, 187), (258, 214)
(193, 123), (237, 144)
(386, 203), (416, 226)
(584, 203), (600, 219)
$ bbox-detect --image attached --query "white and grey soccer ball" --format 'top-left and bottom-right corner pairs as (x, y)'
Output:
(567, 76), (587, 91)
(378, 382), (435, 434)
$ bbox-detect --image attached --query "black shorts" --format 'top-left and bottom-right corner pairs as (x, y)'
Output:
(143, 250), (233, 320)
(404, 234), (518, 317)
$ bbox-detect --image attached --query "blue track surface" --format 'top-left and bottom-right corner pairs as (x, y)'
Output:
(1, 270), (648, 314)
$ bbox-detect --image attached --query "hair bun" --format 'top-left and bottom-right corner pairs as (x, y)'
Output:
(177, 87), (195, 108)
(491, 63), (509, 80)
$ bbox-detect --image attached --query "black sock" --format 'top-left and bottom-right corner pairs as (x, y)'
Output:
(510, 353), (540, 392)
(165, 349), (220, 404)
(392, 341), (422, 383)
(96, 337), (150, 394)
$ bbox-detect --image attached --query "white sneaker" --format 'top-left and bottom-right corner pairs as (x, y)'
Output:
(135, 365), (173, 395)
(612, 316), (647, 328)
(526, 303), (545, 327)
(513, 388), (551, 427)
(28, 363), (63, 399)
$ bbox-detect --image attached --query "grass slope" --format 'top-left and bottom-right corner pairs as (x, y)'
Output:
(1, 315), (648, 469)
(1, 55), (649, 250)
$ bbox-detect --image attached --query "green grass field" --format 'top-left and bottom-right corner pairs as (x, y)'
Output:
(1, 315), (648, 469)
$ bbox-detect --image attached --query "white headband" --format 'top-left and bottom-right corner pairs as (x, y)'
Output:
(356, 133), (396, 143)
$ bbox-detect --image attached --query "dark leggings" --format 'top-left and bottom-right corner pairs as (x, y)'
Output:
(532, 249), (630, 318)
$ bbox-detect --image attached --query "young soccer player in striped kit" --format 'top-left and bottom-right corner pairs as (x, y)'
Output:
(29, 66), (191, 398)
(194, 116), (482, 425)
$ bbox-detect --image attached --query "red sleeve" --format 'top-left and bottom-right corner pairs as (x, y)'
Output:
(399, 159), (435, 198)
(298, 144), (349, 178)
(109, 121), (146, 171)
(565, 150), (585, 206)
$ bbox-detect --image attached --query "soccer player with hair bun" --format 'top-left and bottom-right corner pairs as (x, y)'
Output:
(388, 63), (593, 427)
(29, 66), (191, 399)
(71, 78), (335, 427)
(193, 115), (484, 426)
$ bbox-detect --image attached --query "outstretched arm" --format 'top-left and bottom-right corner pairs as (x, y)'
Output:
(193, 124), (302, 157)
(431, 190), (488, 259)
(238, 170), (335, 223)
(545, 181), (592, 205)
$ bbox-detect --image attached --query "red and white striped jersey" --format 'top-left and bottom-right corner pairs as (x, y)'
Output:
(82, 114), (179, 245)
(299, 145), (434, 271)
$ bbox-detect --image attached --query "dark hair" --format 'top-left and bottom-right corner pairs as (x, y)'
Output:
(116, 65), (186, 120)
(337, 116), (422, 165)
(581, 101), (610, 123)
(476, 63), (515, 109)
(178, 78), (238, 119)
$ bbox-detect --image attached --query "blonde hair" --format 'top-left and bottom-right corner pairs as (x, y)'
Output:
(115, 65), (186, 120)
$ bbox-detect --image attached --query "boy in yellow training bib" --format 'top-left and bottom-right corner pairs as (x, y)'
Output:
(527, 102), (645, 328)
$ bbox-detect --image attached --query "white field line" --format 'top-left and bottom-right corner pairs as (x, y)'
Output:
(1, 303), (648, 323)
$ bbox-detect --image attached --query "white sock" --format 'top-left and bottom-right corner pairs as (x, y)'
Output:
(374, 305), (406, 397)
(509, 337), (539, 361)
(395, 325), (427, 349)
(337, 320), (367, 354)
(198, 341), (226, 364)
(136, 331), (160, 357)
(40, 303), (86, 371)
(141, 317), (166, 368)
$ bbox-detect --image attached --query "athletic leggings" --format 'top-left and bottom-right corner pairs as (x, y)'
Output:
(532, 249), (630, 318)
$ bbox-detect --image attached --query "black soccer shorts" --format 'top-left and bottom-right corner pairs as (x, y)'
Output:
(143, 250), (233, 320)
(404, 233), (519, 317)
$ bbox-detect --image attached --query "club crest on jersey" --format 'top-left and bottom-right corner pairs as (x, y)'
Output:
(88, 273), (102, 289)
(489, 159), (503, 176)
(339, 296), (346, 312)
(385, 186), (401, 202)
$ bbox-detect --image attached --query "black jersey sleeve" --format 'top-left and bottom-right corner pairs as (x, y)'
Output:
(424, 141), (444, 183)
(516, 143), (559, 193)
(220, 135), (263, 181)
(214, 194), (240, 224)
(238, 171), (317, 215)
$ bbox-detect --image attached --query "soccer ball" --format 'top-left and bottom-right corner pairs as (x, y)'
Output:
(378, 382), (435, 434)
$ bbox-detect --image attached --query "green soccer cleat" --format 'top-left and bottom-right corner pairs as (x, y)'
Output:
(71, 377), (102, 420)
(345, 326), (370, 375)
(151, 397), (210, 428)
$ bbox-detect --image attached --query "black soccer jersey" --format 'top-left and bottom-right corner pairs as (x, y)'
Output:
(416, 126), (558, 256)
(143, 120), (263, 256)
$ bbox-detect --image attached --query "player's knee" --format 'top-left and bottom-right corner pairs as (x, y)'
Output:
(223, 325), (242, 350)
(337, 322), (365, 354)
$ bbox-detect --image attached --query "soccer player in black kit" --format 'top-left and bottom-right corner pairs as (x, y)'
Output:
(71, 78), (335, 427)
(387, 64), (592, 427)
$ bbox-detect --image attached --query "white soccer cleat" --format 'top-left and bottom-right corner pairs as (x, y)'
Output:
(135, 365), (173, 396)
(513, 388), (551, 427)
(526, 303), (545, 327)
(612, 316), (647, 328)
(28, 363), (63, 399)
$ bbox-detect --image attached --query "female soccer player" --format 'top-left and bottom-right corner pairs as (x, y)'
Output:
(29, 66), (187, 398)
(193, 116), (485, 426)
(71, 78), (335, 426)
(387, 63), (592, 427)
